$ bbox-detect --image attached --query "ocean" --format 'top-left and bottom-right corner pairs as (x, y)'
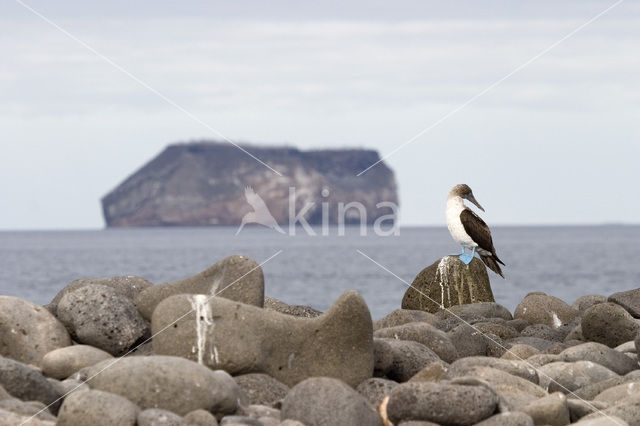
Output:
(1, 226), (639, 320)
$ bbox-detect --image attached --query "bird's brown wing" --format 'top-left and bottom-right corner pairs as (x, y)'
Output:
(460, 208), (497, 257)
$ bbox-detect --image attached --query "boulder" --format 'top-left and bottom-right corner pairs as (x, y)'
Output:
(437, 302), (513, 321)
(356, 378), (399, 407)
(373, 339), (395, 377)
(537, 361), (619, 394)
(281, 377), (382, 426)
(233, 374), (289, 407)
(578, 393), (640, 425)
(521, 324), (566, 342)
(594, 382), (640, 404)
(501, 344), (541, 361)
(567, 398), (609, 422)
(506, 336), (558, 352)
(609, 289), (640, 318)
(0, 398), (56, 421)
(571, 295), (607, 313)
(408, 363), (449, 383)
(86, 356), (240, 416)
(180, 409), (219, 426)
(387, 381), (498, 425)
(572, 371), (640, 400)
(374, 322), (458, 363)
(137, 255), (264, 320)
(0, 296), (71, 366)
(560, 342), (638, 375)
(447, 357), (538, 384)
(263, 297), (321, 318)
(521, 392), (570, 426)
(137, 408), (182, 426)
(0, 408), (56, 426)
(56, 285), (149, 356)
(473, 322), (520, 340)
(0, 357), (60, 413)
(401, 256), (494, 313)
(152, 291), (374, 387)
(448, 323), (490, 357)
(514, 293), (578, 328)
(375, 338), (443, 382)
(582, 303), (640, 348)
(42, 345), (113, 379)
(474, 412), (534, 426)
(373, 309), (437, 330)
(46, 276), (152, 315)
(57, 389), (138, 426)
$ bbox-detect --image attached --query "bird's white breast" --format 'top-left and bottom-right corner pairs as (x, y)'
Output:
(446, 196), (477, 247)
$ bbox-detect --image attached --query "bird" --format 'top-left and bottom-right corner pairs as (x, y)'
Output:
(445, 184), (505, 278)
(235, 186), (285, 235)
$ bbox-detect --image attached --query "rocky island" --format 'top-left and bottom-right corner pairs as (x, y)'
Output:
(101, 142), (398, 228)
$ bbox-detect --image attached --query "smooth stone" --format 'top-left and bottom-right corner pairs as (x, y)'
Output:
(474, 412), (534, 426)
(565, 324), (585, 342)
(474, 322), (520, 340)
(609, 289), (640, 318)
(537, 361), (619, 394)
(179, 409), (219, 426)
(42, 345), (113, 379)
(137, 255), (264, 320)
(387, 381), (498, 425)
(375, 338), (443, 382)
(448, 323), (489, 357)
(397, 422), (440, 426)
(485, 332), (508, 358)
(46, 275), (153, 315)
(401, 256), (494, 313)
(560, 342), (639, 375)
(50, 378), (89, 397)
(278, 421), (305, 426)
(0, 296), (71, 366)
(138, 408), (183, 426)
(219, 416), (261, 425)
(373, 309), (437, 331)
(594, 382), (640, 404)
(374, 322), (458, 362)
(502, 344), (541, 361)
(281, 377), (382, 426)
(582, 303), (640, 348)
(527, 354), (563, 368)
(56, 285), (149, 356)
(637, 332), (640, 357)
(572, 295), (607, 313)
(567, 398), (609, 422)
(578, 393), (640, 425)
(408, 363), (449, 383)
(573, 371), (640, 400)
(57, 389), (139, 426)
(373, 339), (395, 377)
(0, 357), (60, 413)
(514, 293), (578, 328)
(152, 291), (374, 387)
(507, 336), (558, 352)
(433, 313), (486, 332)
(0, 398), (56, 420)
(521, 324), (566, 342)
(437, 302), (513, 321)
(357, 378), (398, 407)
(508, 319), (532, 332)
(238, 404), (280, 420)
(0, 384), (11, 400)
(263, 297), (321, 318)
(615, 341), (637, 354)
(233, 374), (289, 407)
(521, 392), (570, 426)
(87, 356), (240, 416)
(447, 356), (539, 384)
(0, 408), (55, 426)
(574, 415), (630, 426)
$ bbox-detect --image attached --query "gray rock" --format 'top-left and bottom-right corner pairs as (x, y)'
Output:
(527, 354), (563, 368)
(238, 404), (280, 420)
(47, 275), (152, 315)
(546, 341), (582, 356)
(507, 319), (532, 332)
(56, 285), (149, 356)
(609, 289), (640, 318)
(514, 293), (578, 328)
(281, 377), (382, 426)
(373, 339), (395, 377)
(401, 256), (494, 313)
(560, 342), (639, 375)
(0, 357), (60, 413)
(137, 255), (264, 320)
(578, 393), (640, 425)
(278, 421), (305, 426)
(179, 409), (219, 426)
(0, 384), (11, 400)
(506, 336), (558, 352)
(572, 295), (607, 313)
(582, 303), (640, 348)
(474, 412), (534, 426)
(219, 416), (261, 425)
(615, 341), (637, 354)
(152, 291), (374, 387)
(42, 345), (113, 379)
(521, 392), (570, 426)
(448, 323), (489, 357)
(51, 378), (89, 397)
(57, 389), (139, 426)
(387, 381), (498, 425)
(537, 361), (619, 394)
(233, 374), (289, 407)
(521, 324), (566, 342)
(567, 398), (609, 422)
(564, 324), (584, 342)
(374, 322), (458, 363)
(87, 356), (240, 416)
(485, 332), (508, 358)
(473, 322), (520, 340)
(433, 313), (486, 332)
(438, 302), (513, 321)
(594, 382), (640, 404)
(356, 378), (398, 407)
(0, 296), (71, 366)
(572, 371), (640, 400)
(264, 297), (321, 318)
(574, 415), (630, 426)
(373, 309), (437, 331)
(376, 338), (443, 382)
(501, 344), (541, 361)
(138, 408), (183, 426)
(0, 408), (56, 426)
(408, 363), (448, 382)
(447, 357), (539, 384)
(397, 422), (440, 426)
(0, 398), (56, 420)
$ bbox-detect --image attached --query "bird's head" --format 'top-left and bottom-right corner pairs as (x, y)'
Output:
(449, 184), (485, 212)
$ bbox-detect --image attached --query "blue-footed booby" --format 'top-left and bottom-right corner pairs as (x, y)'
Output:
(446, 184), (505, 278)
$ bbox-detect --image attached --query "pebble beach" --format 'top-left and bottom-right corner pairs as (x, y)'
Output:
(1, 254), (640, 426)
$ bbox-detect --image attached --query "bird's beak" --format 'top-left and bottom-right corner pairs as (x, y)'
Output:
(467, 193), (485, 212)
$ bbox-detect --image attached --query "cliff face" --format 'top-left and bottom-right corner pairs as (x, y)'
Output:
(102, 141), (398, 227)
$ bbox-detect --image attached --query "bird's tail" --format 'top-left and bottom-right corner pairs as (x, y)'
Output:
(480, 254), (505, 279)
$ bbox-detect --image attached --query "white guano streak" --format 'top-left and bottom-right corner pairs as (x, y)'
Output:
(437, 257), (451, 308)
(190, 295), (214, 365)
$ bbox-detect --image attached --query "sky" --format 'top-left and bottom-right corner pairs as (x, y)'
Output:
(1, 0), (639, 229)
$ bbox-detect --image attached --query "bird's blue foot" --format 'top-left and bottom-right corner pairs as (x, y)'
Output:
(459, 253), (473, 264)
